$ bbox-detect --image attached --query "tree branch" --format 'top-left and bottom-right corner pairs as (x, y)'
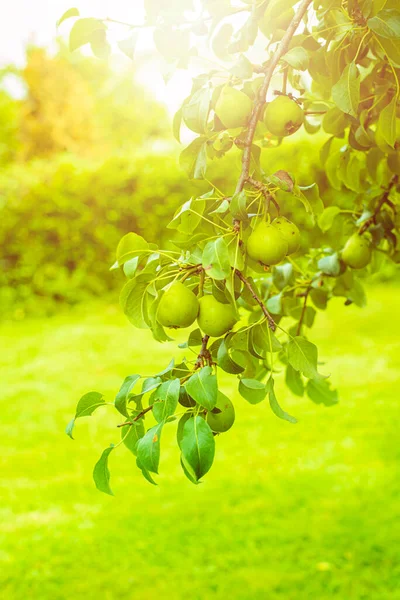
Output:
(117, 404), (154, 427)
(235, 0), (313, 195)
(296, 286), (310, 336)
(195, 334), (211, 369)
(235, 269), (276, 331)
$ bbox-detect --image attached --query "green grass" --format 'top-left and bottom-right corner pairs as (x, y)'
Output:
(1, 287), (400, 600)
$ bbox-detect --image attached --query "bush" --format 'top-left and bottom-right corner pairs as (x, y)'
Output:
(0, 152), (210, 317)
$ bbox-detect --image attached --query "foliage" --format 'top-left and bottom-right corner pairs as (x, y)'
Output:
(0, 43), (168, 164)
(60, 1), (400, 489)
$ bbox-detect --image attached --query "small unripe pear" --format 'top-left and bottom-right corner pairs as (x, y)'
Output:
(247, 221), (288, 266)
(341, 234), (371, 269)
(272, 217), (300, 254)
(207, 392), (235, 433)
(215, 86), (253, 129)
(264, 96), (304, 137)
(197, 295), (237, 337)
(157, 282), (199, 328)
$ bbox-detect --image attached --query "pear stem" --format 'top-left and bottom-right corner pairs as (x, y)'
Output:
(246, 177), (280, 214)
(358, 175), (398, 235)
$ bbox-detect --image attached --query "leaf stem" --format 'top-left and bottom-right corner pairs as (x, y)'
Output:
(235, 270), (276, 330)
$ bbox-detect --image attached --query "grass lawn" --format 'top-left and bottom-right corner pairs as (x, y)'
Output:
(1, 286), (400, 600)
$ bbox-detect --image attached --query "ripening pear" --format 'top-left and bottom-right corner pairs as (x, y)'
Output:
(272, 217), (300, 254)
(247, 221), (288, 266)
(215, 86), (253, 129)
(157, 282), (199, 328)
(259, 0), (295, 38)
(264, 96), (304, 137)
(197, 295), (237, 337)
(207, 392), (235, 433)
(341, 234), (371, 269)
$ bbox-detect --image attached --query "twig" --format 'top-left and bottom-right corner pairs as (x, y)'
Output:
(246, 177), (280, 213)
(235, 0), (313, 195)
(117, 404), (154, 427)
(235, 269), (276, 331)
(195, 335), (211, 369)
(296, 286), (310, 336)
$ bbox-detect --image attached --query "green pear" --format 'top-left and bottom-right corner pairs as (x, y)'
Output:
(157, 282), (199, 328)
(215, 86), (253, 129)
(197, 295), (237, 337)
(207, 391), (235, 433)
(264, 96), (304, 137)
(247, 221), (288, 266)
(341, 234), (371, 269)
(272, 217), (300, 254)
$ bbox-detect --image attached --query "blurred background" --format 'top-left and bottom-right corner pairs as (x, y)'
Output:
(1, 2), (399, 599)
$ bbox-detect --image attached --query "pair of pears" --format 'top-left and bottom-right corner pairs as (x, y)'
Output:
(247, 217), (300, 266)
(157, 282), (237, 337)
(215, 87), (303, 138)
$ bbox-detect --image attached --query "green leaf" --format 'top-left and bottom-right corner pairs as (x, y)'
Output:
(167, 197), (206, 233)
(180, 137), (208, 179)
(267, 378), (297, 424)
(287, 336), (324, 380)
(120, 278), (150, 329)
(322, 107), (347, 136)
(252, 321), (282, 355)
(137, 421), (164, 474)
(116, 232), (149, 266)
(238, 378), (267, 404)
(230, 190), (248, 220)
(185, 366), (218, 410)
(136, 456), (157, 485)
(69, 18), (106, 52)
(318, 252), (341, 276)
(273, 263), (293, 291)
(152, 378), (180, 423)
(115, 375), (140, 417)
(331, 62), (360, 117)
(212, 23), (233, 61)
(66, 391), (105, 439)
(117, 31), (139, 60)
(90, 29), (111, 60)
(173, 106), (183, 143)
(217, 340), (245, 374)
(298, 183), (324, 216)
(375, 35), (400, 66)
(282, 46), (309, 70)
(318, 206), (341, 232)
(230, 54), (253, 79)
(306, 379), (339, 406)
(57, 7), (79, 27)
(202, 238), (231, 280)
(180, 416), (215, 483)
(182, 88), (211, 134)
(93, 446), (114, 496)
(368, 9), (400, 38)
(122, 421), (145, 456)
(285, 364), (304, 397)
(378, 96), (397, 148)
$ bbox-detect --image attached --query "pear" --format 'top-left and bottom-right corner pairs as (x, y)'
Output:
(207, 392), (235, 433)
(264, 96), (304, 137)
(341, 234), (371, 269)
(215, 86), (253, 129)
(197, 295), (237, 337)
(272, 217), (300, 254)
(157, 282), (199, 328)
(247, 221), (288, 266)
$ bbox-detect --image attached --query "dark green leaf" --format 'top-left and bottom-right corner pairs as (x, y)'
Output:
(122, 421), (145, 456)
(318, 206), (341, 232)
(182, 87), (211, 134)
(180, 138), (208, 179)
(332, 62), (360, 117)
(217, 340), (245, 374)
(185, 366), (218, 410)
(152, 378), (180, 422)
(306, 378), (339, 406)
(137, 421), (164, 474)
(180, 416), (215, 482)
(114, 375), (141, 418)
(282, 46), (309, 70)
(287, 336), (324, 380)
(368, 9), (400, 39)
(202, 237), (231, 280)
(318, 252), (341, 276)
(285, 364), (304, 396)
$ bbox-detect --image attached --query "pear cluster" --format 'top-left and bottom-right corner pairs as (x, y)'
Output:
(247, 217), (300, 266)
(157, 282), (238, 337)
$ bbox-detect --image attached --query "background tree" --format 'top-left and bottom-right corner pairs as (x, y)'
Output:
(62, 0), (400, 492)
